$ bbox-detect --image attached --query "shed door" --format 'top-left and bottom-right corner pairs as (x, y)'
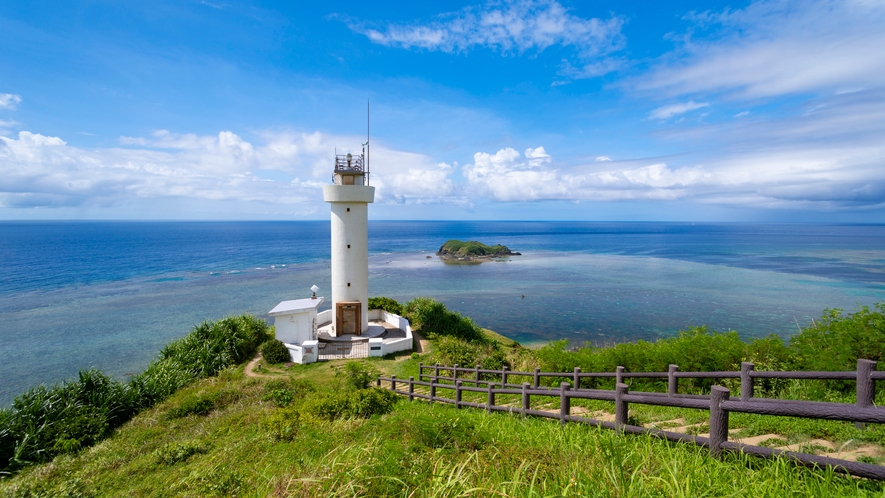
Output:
(337, 302), (361, 336)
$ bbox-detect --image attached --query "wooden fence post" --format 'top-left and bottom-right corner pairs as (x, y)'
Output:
(408, 376), (414, 402)
(668, 364), (678, 397)
(522, 382), (530, 417)
(709, 386), (730, 458)
(391, 375), (396, 392)
(475, 364), (481, 386)
(435, 363), (440, 380)
(559, 382), (571, 426)
(857, 359), (877, 429)
(456, 380), (463, 409)
(418, 362), (423, 382)
(430, 377), (437, 405)
(573, 367), (581, 390)
(740, 362), (754, 402)
(376, 377), (381, 387)
(453, 364), (459, 380)
(534, 368), (540, 389)
(616, 366), (624, 385)
(487, 383), (496, 413)
(615, 383), (629, 428)
(502, 366), (509, 386)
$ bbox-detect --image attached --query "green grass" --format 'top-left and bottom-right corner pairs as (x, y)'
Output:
(4, 362), (884, 497)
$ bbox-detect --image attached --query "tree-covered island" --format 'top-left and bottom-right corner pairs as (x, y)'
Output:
(436, 239), (521, 262)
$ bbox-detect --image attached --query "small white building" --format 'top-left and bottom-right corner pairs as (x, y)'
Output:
(268, 295), (323, 364)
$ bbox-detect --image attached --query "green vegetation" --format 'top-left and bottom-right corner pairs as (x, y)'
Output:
(368, 296), (404, 315)
(437, 239), (516, 259)
(259, 339), (292, 364)
(0, 314), (271, 475)
(3, 301), (885, 496)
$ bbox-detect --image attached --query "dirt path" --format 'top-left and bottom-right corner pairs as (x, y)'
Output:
(244, 353), (279, 379)
(394, 331), (430, 361)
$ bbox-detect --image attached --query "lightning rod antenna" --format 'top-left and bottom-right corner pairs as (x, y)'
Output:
(367, 100), (370, 186)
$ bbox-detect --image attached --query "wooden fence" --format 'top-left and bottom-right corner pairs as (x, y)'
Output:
(376, 359), (885, 480)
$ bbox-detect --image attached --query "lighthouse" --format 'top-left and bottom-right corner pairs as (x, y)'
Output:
(322, 149), (374, 336)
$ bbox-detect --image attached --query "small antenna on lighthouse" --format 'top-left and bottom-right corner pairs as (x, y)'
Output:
(367, 100), (370, 186)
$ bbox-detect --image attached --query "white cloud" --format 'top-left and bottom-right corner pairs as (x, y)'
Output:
(0, 94), (22, 110)
(649, 101), (709, 120)
(637, 0), (885, 99)
(0, 128), (460, 211)
(461, 138), (885, 210)
(595, 156), (611, 162)
(346, 0), (624, 80)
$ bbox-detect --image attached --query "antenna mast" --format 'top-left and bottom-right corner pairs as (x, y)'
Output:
(367, 100), (370, 186)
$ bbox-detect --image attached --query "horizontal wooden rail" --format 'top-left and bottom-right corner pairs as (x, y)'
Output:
(393, 358), (885, 481)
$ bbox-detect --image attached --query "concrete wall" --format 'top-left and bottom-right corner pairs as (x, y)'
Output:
(273, 308), (317, 344)
(367, 310), (414, 357)
(284, 340), (318, 364)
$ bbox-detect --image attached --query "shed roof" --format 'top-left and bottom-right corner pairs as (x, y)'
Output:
(268, 297), (324, 316)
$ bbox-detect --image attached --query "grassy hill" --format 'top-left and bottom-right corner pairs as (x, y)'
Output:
(5, 355), (883, 497)
(3, 300), (885, 496)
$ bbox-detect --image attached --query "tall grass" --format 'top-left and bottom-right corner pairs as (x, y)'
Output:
(0, 314), (271, 474)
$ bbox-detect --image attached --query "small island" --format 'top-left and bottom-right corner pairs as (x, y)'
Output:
(436, 239), (521, 262)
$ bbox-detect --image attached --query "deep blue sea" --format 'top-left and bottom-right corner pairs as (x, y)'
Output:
(2, 221), (884, 406)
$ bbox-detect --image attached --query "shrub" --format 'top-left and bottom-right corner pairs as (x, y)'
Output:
(165, 392), (220, 419)
(260, 339), (292, 364)
(264, 405), (302, 441)
(403, 297), (486, 343)
(368, 296), (404, 315)
(301, 388), (399, 420)
(0, 314), (272, 473)
(336, 361), (379, 390)
(261, 379), (315, 407)
(153, 441), (207, 466)
(432, 336), (508, 370)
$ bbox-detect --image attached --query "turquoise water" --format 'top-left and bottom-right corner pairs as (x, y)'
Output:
(1, 221), (884, 405)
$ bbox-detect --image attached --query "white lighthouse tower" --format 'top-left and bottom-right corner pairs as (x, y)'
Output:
(322, 148), (374, 336)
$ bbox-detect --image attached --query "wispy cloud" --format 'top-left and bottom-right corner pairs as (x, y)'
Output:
(344, 0), (625, 80)
(0, 94), (22, 110)
(649, 101), (709, 120)
(636, 0), (885, 99)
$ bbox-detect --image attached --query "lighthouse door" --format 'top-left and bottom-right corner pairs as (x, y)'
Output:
(337, 302), (361, 336)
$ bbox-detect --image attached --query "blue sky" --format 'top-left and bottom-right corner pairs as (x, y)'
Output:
(1, 0), (884, 221)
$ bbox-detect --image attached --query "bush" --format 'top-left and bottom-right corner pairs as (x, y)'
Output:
(153, 441), (207, 466)
(403, 297), (486, 343)
(260, 339), (292, 364)
(301, 387), (399, 420)
(432, 336), (508, 370)
(263, 405), (302, 441)
(336, 361), (379, 390)
(261, 379), (315, 407)
(368, 296), (404, 315)
(164, 392), (220, 419)
(0, 314), (272, 474)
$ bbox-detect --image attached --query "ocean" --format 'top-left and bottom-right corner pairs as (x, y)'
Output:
(1, 221), (884, 406)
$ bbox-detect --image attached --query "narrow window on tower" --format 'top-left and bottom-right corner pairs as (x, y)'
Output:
(347, 244), (351, 249)
(347, 208), (350, 212)
(347, 282), (351, 287)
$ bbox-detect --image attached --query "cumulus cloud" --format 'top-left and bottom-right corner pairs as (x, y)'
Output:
(0, 94), (22, 110)
(636, 0), (885, 99)
(461, 140), (885, 210)
(648, 101), (709, 120)
(0, 128), (460, 211)
(345, 0), (625, 80)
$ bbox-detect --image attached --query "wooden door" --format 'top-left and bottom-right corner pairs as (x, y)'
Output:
(337, 302), (361, 336)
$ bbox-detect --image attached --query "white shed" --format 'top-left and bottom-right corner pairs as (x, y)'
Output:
(268, 297), (324, 345)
